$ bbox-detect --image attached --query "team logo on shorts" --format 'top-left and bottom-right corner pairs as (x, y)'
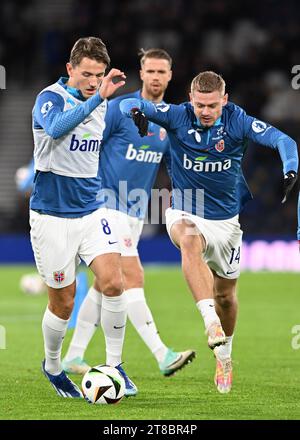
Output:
(53, 271), (65, 284)
(159, 127), (167, 141)
(124, 238), (132, 248)
(215, 139), (225, 152)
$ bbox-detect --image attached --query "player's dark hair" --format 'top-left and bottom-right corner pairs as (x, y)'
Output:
(69, 37), (110, 67)
(139, 48), (172, 68)
(191, 71), (225, 95)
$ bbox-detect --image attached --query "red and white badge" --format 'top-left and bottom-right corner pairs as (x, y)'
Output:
(53, 271), (65, 284)
(124, 238), (132, 248)
(215, 139), (225, 152)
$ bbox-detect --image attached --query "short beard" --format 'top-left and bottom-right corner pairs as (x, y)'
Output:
(201, 121), (213, 128)
(147, 85), (163, 100)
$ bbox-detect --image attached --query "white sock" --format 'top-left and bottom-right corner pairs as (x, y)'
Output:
(124, 288), (168, 363)
(64, 286), (102, 362)
(101, 294), (127, 367)
(215, 335), (234, 359)
(42, 307), (69, 375)
(196, 298), (221, 330)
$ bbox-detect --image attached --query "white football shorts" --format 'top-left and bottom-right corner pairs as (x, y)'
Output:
(165, 208), (243, 279)
(107, 209), (144, 257)
(29, 208), (120, 288)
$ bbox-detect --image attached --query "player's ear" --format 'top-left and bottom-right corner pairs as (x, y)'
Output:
(66, 62), (73, 77)
(222, 93), (228, 106)
(189, 92), (193, 103)
(139, 69), (144, 81)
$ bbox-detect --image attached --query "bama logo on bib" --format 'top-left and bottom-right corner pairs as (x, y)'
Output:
(69, 133), (101, 152)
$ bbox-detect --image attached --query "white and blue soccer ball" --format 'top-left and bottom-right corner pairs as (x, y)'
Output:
(82, 365), (125, 404)
(19, 273), (46, 295)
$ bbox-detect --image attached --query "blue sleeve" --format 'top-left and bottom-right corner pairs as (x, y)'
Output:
(297, 192), (300, 241)
(163, 142), (172, 179)
(34, 91), (103, 139)
(237, 108), (299, 174)
(119, 98), (183, 131)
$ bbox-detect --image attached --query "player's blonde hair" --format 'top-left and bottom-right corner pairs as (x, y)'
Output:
(69, 37), (110, 67)
(139, 48), (172, 68)
(191, 71), (225, 95)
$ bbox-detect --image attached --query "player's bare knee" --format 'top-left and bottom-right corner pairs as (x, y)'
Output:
(214, 290), (236, 309)
(101, 276), (123, 297)
(49, 298), (74, 320)
(48, 283), (75, 319)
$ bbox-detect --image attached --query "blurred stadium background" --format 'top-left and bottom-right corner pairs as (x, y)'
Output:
(0, 0), (299, 269)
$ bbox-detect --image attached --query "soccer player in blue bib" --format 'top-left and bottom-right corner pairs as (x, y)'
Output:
(119, 71), (298, 393)
(62, 49), (195, 392)
(30, 37), (132, 398)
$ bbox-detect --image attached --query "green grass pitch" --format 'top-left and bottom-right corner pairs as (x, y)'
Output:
(0, 265), (299, 420)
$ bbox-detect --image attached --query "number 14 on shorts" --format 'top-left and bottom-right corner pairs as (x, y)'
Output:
(229, 246), (240, 265)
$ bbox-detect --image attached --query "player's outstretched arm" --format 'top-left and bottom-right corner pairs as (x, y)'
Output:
(271, 134), (298, 203)
(119, 98), (143, 116)
(119, 98), (149, 136)
(242, 111), (299, 202)
(99, 68), (126, 99)
(119, 99), (180, 134)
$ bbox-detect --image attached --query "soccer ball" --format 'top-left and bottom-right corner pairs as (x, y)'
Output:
(82, 365), (125, 404)
(20, 273), (46, 295)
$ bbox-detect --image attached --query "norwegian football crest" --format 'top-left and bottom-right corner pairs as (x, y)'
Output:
(53, 271), (65, 284)
(215, 139), (225, 152)
(124, 238), (132, 248)
(159, 128), (167, 141)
